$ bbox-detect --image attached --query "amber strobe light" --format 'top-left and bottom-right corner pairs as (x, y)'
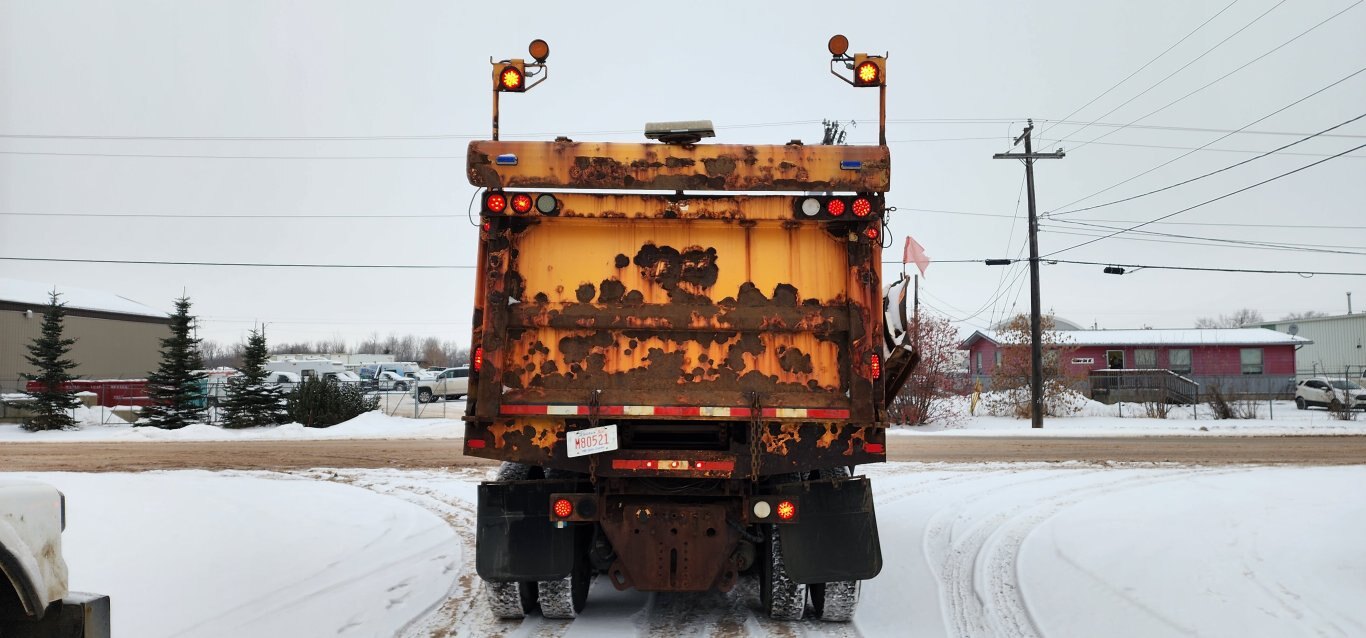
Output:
(485, 193), (507, 213)
(510, 193), (533, 213)
(776, 500), (797, 521)
(553, 498), (573, 518)
(855, 61), (880, 85)
(497, 64), (525, 91)
(473, 346), (484, 372)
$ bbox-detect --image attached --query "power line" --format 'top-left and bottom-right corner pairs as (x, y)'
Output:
(0, 211), (462, 219)
(1037, 138), (1366, 158)
(1065, 1), (1363, 155)
(1044, 65), (1366, 216)
(0, 256), (472, 268)
(1051, 259), (1366, 276)
(1044, 140), (1366, 257)
(1043, 222), (1366, 255)
(1038, 0), (1243, 140)
(1048, 0), (1285, 143)
(898, 206), (1366, 230)
(1044, 109), (1366, 218)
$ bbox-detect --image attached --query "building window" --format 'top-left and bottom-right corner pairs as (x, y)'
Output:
(1168, 349), (1191, 375)
(995, 351), (1003, 368)
(1134, 349), (1156, 369)
(975, 352), (983, 374)
(1240, 348), (1263, 375)
(1106, 350), (1125, 369)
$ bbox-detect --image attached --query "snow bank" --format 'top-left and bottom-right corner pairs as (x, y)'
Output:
(8, 471), (461, 638)
(890, 397), (1366, 436)
(0, 410), (464, 442)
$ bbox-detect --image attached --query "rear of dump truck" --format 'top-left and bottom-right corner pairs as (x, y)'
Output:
(463, 38), (914, 622)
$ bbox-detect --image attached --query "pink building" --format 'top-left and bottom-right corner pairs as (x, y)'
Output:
(960, 328), (1311, 395)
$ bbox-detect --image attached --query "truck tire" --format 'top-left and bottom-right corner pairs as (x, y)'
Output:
(394, 382), (409, 392)
(537, 468), (592, 619)
(761, 524), (807, 620)
(485, 580), (537, 619)
(417, 388), (434, 403)
(809, 466), (860, 621)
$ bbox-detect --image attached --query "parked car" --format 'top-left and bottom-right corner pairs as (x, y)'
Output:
(1295, 377), (1366, 410)
(374, 371), (411, 392)
(415, 366), (470, 403)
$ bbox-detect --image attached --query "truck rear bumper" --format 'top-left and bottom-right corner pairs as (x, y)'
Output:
(475, 474), (881, 592)
(0, 593), (110, 638)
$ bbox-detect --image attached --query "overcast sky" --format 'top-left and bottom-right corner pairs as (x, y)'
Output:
(2, 0), (1364, 347)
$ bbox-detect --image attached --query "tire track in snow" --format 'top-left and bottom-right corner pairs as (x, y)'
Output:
(923, 465), (1250, 638)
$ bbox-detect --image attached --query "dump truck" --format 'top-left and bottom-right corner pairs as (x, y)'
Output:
(464, 36), (915, 621)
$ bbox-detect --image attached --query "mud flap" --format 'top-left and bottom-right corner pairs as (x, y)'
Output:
(773, 476), (882, 583)
(476, 480), (580, 582)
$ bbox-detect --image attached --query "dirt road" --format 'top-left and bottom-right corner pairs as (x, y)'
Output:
(3, 435), (1364, 472)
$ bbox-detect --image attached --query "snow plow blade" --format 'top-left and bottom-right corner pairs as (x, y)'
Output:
(772, 476), (882, 583)
(881, 274), (919, 406)
(475, 480), (579, 581)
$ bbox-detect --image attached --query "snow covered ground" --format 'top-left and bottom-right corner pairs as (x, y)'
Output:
(9, 463), (1364, 637)
(4, 397), (1363, 442)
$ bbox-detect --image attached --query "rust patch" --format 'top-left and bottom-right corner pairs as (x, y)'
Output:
(816, 423), (840, 449)
(762, 422), (803, 454)
(575, 283), (597, 303)
(633, 243), (719, 303)
(614, 254), (630, 269)
(777, 345), (813, 375)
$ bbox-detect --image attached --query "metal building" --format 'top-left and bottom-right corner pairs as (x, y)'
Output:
(1, 279), (171, 391)
(1253, 313), (1366, 377)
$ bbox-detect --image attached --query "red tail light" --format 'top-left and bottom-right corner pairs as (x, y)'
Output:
(485, 193), (507, 213)
(864, 226), (879, 240)
(826, 198), (846, 217)
(467, 439), (487, 449)
(510, 193), (533, 214)
(864, 442), (885, 454)
(851, 197), (872, 217)
(481, 221), (491, 232)
(870, 353), (881, 380)
(776, 500), (797, 521)
(552, 498), (573, 518)
(473, 346), (484, 373)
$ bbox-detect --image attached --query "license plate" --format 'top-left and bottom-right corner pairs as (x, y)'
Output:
(566, 424), (618, 458)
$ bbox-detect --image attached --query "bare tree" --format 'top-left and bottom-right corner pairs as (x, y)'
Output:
(1194, 308), (1264, 328)
(1281, 310), (1328, 320)
(985, 314), (1087, 418)
(886, 312), (965, 425)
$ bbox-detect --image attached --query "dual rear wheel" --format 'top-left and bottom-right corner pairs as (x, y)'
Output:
(759, 466), (861, 622)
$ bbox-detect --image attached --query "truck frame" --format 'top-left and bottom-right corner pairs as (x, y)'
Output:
(464, 37), (913, 622)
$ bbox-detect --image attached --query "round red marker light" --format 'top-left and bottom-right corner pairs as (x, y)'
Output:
(553, 498), (573, 518)
(776, 500), (797, 521)
(510, 193), (533, 214)
(826, 199), (846, 217)
(852, 197), (872, 217)
(864, 226), (879, 240)
(485, 193), (507, 213)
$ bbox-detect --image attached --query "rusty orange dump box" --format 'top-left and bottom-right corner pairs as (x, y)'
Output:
(464, 140), (892, 474)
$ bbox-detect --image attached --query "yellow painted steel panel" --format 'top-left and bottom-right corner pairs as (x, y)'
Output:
(468, 140), (890, 192)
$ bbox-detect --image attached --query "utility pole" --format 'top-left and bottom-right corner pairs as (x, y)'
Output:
(993, 119), (1064, 428)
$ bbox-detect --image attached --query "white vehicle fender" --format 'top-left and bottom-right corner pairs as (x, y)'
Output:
(0, 490), (69, 619)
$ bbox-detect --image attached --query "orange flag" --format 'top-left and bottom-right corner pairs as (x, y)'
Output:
(903, 235), (930, 277)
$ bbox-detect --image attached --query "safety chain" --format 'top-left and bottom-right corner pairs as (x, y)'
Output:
(747, 392), (763, 482)
(587, 389), (601, 486)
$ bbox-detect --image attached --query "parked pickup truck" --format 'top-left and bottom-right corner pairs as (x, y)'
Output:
(0, 480), (110, 637)
(416, 367), (470, 403)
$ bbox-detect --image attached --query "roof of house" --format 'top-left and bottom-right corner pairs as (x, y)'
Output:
(960, 328), (1312, 349)
(0, 278), (166, 319)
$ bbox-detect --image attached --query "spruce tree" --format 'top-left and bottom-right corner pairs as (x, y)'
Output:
(220, 328), (287, 428)
(20, 291), (80, 431)
(140, 296), (206, 429)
